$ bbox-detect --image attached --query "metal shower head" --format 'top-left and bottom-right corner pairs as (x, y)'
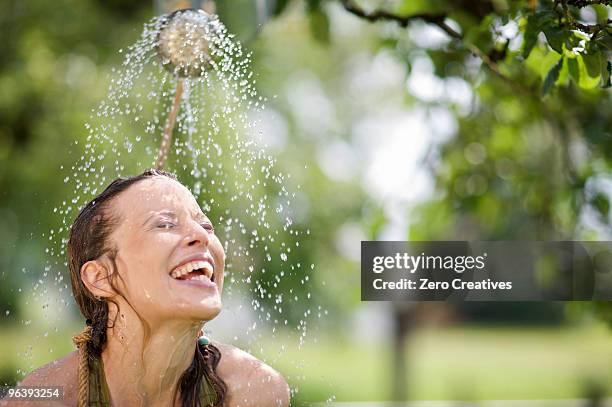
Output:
(157, 8), (219, 77)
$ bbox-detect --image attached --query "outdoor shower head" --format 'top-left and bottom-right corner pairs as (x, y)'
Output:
(157, 8), (220, 77)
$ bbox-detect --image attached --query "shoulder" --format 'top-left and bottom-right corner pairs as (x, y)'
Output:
(0, 352), (78, 407)
(214, 342), (290, 407)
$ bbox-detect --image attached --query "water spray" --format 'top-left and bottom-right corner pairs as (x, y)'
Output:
(155, 8), (219, 169)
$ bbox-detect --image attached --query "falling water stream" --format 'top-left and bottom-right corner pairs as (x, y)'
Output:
(9, 9), (325, 400)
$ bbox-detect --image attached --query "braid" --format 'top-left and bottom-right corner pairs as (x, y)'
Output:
(72, 304), (110, 407)
(72, 325), (93, 407)
(88, 302), (110, 357)
(176, 341), (227, 407)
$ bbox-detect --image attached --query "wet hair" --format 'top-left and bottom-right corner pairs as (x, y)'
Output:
(68, 168), (227, 407)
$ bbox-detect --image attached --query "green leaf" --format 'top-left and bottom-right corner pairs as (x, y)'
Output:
(568, 53), (602, 89)
(592, 4), (609, 22)
(522, 13), (544, 58)
(522, 11), (559, 59)
(309, 8), (330, 44)
(556, 53), (570, 86)
(542, 23), (567, 54)
(524, 45), (563, 80)
(583, 52), (601, 75)
(582, 52), (602, 88)
(542, 57), (563, 95)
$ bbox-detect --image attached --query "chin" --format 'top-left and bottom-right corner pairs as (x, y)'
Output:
(191, 298), (222, 321)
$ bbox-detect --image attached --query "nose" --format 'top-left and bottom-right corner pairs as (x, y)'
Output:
(185, 220), (211, 247)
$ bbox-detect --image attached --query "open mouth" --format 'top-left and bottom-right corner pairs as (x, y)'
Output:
(170, 259), (215, 283)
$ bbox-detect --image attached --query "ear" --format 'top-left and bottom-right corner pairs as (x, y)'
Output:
(80, 260), (115, 299)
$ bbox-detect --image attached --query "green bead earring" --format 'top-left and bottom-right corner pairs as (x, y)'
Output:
(198, 335), (210, 346)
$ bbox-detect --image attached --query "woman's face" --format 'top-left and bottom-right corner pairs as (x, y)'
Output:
(105, 176), (225, 325)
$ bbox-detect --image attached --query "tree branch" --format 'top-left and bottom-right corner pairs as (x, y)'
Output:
(566, 0), (612, 7)
(339, 0), (460, 37)
(573, 19), (612, 34)
(339, 0), (534, 96)
(558, 0), (612, 34)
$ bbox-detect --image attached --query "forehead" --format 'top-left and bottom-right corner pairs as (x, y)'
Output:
(112, 176), (202, 220)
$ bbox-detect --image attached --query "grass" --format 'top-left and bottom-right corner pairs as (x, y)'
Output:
(1, 322), (611, 403)
(258, 324), (612, 403)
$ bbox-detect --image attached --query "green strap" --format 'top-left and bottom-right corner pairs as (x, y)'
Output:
(88, 353), (218, 406)
(200, 373), (219, 406)
(88, 355), (111, 407)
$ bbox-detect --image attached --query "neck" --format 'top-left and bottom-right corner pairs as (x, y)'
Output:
(100, 303), (201, 407)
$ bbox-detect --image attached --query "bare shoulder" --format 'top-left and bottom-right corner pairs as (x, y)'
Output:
(214, 342), (290, 407)
(0, 351), (78, 407)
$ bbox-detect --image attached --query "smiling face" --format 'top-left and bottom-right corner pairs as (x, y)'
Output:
(105, 176), (225, 325)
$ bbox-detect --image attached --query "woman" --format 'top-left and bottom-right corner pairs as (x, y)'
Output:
(4, 169), (290, 407)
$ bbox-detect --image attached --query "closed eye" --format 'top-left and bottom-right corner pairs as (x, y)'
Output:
(157, 222), (176, 229)
(201, 222), (214, 232)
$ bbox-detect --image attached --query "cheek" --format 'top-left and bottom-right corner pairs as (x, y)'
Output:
(211, 236), (225, 288)
(130, 230), (178, 254)
(121, 232), (179, 283)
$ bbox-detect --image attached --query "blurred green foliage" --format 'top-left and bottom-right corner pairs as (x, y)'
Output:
(0, 0), (153, 323)
(1, 0), (611, 327)
(0, 0), (611, 399)
(287, 0), (611, 322)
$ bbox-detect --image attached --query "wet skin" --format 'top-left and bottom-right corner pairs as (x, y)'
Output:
(1, 177), (289, 407)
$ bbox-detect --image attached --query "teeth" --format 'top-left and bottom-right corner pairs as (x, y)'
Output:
(170, 260), (214, 279)
(201, 263), (213, 279)
(185, 274), (210, 282)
